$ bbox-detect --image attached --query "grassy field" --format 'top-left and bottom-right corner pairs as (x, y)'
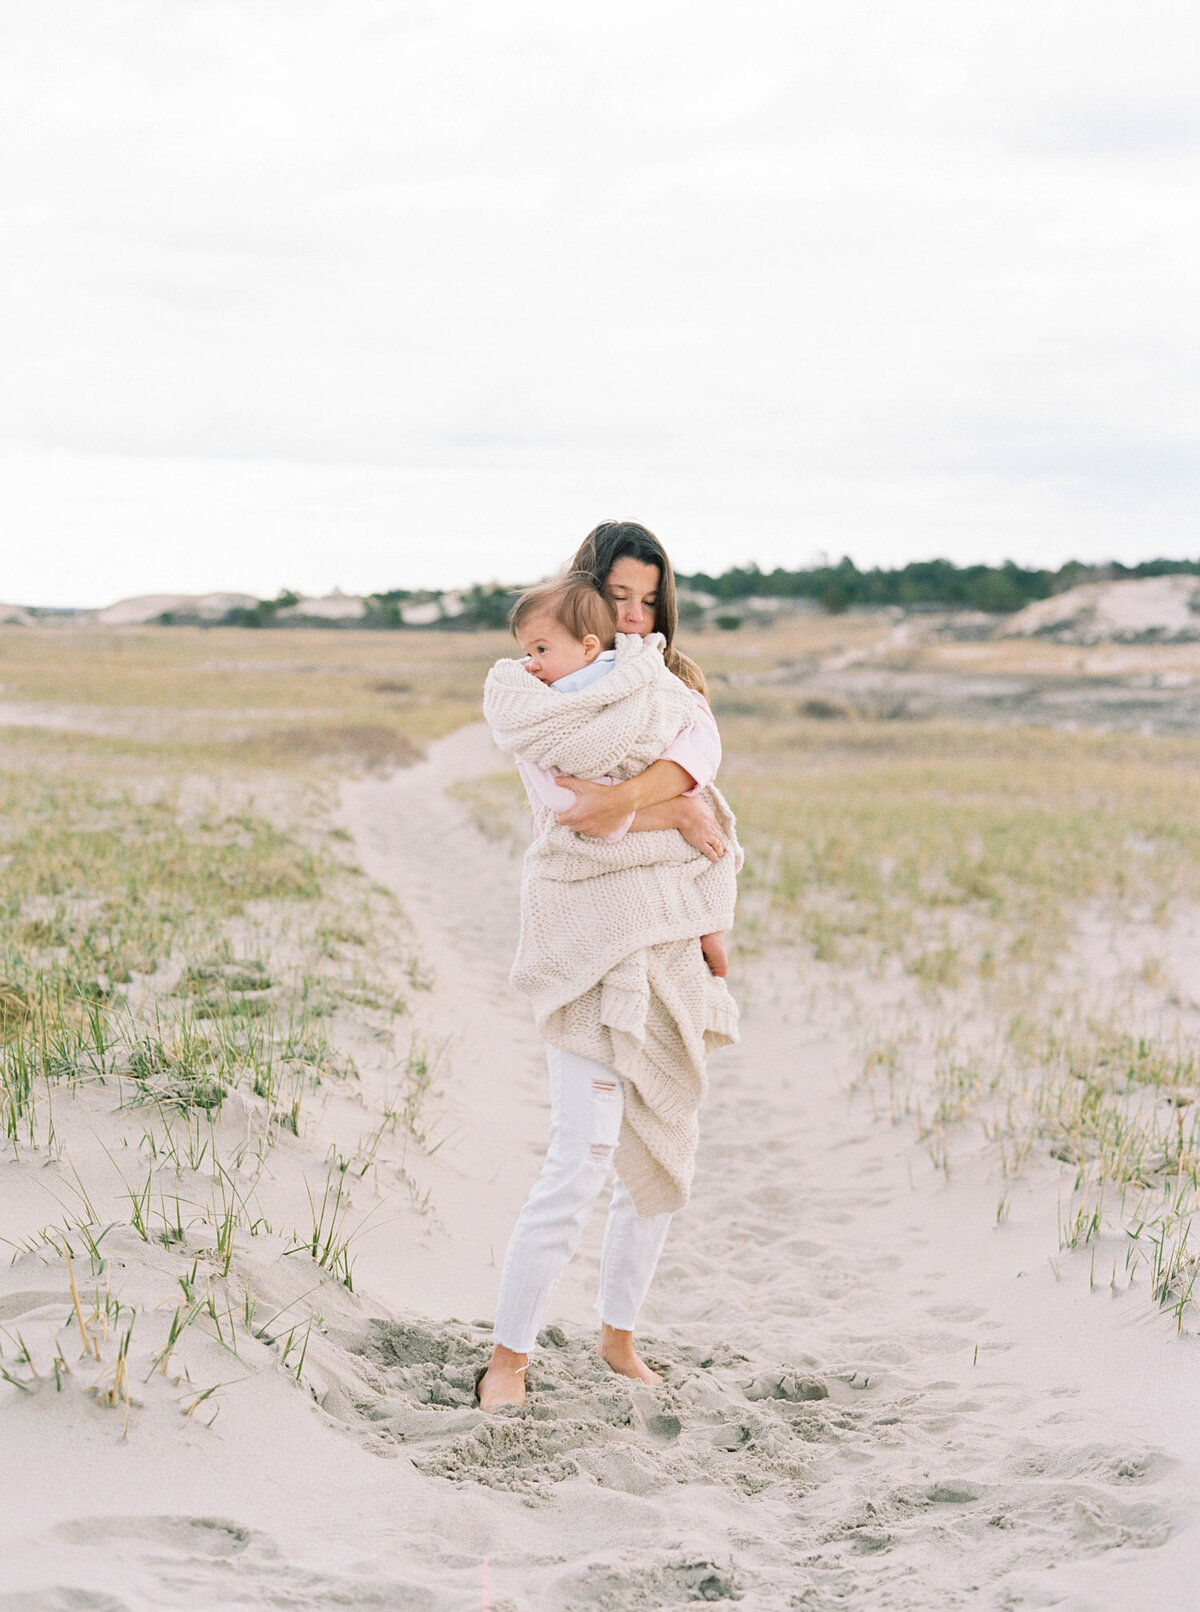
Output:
(729, 710), (1200, 1307)
(2, 618), (1199, 1417)
(703, 634), (1200, 1326)
(0, 630), (479, 1412)
(0, 624), (506, 768)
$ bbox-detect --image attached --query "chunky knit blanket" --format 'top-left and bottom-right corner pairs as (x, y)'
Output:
(483, 633), (742, 1216)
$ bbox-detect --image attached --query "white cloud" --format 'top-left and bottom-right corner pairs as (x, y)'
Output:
(1, 0), (1198, 606)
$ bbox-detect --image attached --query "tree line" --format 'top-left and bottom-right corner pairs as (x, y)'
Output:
(170, 556), (1200, 631)
(678, 557), (1200, 616)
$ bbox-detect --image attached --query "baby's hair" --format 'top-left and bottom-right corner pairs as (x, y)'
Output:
(509, 573), (617, 649)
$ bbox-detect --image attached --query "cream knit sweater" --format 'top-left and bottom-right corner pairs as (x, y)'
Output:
(483, 633), (742, 1216)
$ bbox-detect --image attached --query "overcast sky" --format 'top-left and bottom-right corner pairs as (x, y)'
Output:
(2, 1), (1197, 607)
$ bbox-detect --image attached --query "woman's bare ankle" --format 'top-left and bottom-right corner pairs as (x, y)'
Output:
(597, 1324), (660, 1384)
(478, 1344), (529, 1411)
(488, 1344), (528, 1371)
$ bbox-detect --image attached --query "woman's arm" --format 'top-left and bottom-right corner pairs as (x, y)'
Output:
(555, 692), (723, 840)
(515, 757), (582, 815)
(554, 763), (727, 858)
(552, 759), (694, 838)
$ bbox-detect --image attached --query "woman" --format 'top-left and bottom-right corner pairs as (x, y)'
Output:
(477, 520), (736, 1412)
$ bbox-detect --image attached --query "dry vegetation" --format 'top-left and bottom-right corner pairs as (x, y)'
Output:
(703, 625), (1200, 1328)
(0, 628), (485, 1416)
(3, 614), (1200, 1422)
(0, 623), (508, 767)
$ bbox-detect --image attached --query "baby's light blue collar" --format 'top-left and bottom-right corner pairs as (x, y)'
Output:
(550, 649), (616, 694)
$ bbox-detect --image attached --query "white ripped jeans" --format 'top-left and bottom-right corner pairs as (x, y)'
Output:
(492, 1043), (674, 1355)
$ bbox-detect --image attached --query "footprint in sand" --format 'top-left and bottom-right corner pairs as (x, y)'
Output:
(0, 1593), (132, 1612)
(21, 1517), (444, 1612)
(48, 1517), (252, 1559)
(553, 1553), (741, 1608)
(1006, 1441), (1176, 1487)
(0, 1292), (73, 1323)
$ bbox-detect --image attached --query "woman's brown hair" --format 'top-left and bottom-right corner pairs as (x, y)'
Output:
(569, 520), (707, 697)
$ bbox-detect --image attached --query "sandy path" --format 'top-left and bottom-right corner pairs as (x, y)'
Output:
(5, 723), (1199, 1611)
(337, 722), (558, 1317)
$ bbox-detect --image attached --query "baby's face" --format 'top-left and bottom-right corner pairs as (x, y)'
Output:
(517, 613), (594, 685)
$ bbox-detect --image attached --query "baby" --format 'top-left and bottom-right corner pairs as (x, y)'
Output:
(510, 575), (729, 978)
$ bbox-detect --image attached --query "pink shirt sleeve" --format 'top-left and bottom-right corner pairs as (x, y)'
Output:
(515, 759), (635, 843)
(659, 692), (722, 794)
(516, 757), (578, 815)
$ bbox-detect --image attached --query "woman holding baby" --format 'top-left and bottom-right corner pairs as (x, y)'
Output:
(476, 521), (740, 1411)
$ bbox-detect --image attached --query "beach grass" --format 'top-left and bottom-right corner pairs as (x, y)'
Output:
(0, 675), (449, 1414)
(0, 623), (510, 764)
(5, 612), (1200, 1372)
(717, 709), (1200, 963)
(713, 696), (1200, 1325)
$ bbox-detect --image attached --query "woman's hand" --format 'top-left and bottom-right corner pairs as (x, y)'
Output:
(554, 777), (636, 838)
(624, 796), (726, 861)
(671, 795), (726, 862)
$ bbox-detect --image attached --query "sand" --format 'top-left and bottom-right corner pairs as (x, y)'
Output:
(2, 721), (1200, 1610)
(88, 595), (260, 627)
(1003, 576), (1200, 645)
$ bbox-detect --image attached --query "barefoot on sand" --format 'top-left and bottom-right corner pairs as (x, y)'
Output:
(598, 1325), (661, 1385)
(477, 1349), (528, 1411)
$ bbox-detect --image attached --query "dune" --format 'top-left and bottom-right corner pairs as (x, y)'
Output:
(276, 591), (367, 623)
(87, 593), (260, 627)
(1003, 575), (1200, 644)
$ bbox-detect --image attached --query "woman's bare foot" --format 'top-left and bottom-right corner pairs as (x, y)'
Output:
(598, 1323), (661, 1384)
(701, 931), (728, 978)
(477, 1344), (528, 1411)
